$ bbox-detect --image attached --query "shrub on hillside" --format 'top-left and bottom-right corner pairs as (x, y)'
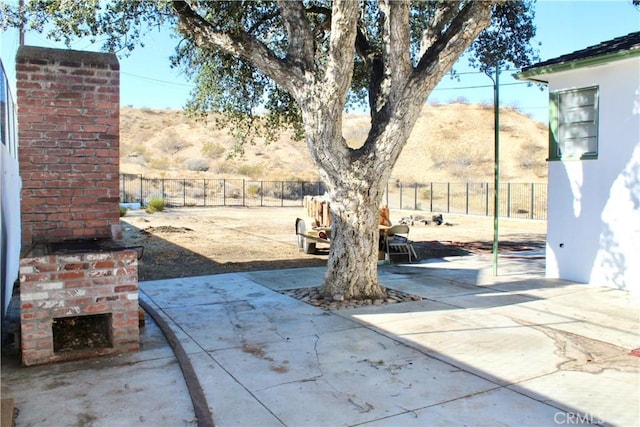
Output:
(213, 161), (236, 174)
(121, 144), (149, 166)
(430, 141), (492, 181)
(185, 158), (210, 172)
(499, 123), (516, 133)
(146, 197), (166, 214)
(478, 100), (493, 110)
(506, 100), (522, 113)
(158, 130), (192, 154)
(518, 142), (546, 171)
(201, 141), (225, 159)
(247, 184), (261, 197)
(449, 96), (469, 104)
(148, 157), (171, 170)
(237, 163), (264, 180)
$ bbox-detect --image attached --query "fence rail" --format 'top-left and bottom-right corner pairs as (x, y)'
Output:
(120, 174), (547, 220)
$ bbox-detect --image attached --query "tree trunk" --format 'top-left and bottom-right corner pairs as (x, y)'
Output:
(321, 186), (387, 301)
(299, 93), (391, 301)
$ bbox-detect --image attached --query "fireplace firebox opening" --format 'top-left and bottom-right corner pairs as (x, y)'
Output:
(53, 314), (113, 353)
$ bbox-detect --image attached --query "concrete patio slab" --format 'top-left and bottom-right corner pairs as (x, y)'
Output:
(340, 302), (565, 385)
(210, 326), (499, 425)
(138, 292), (205, 355)
(510, 368), (640, 427)
(242, 267), (326, 291)
(376, 270), (488, 300)
(474, 276), (593, 298)
(488, 295), (639, 351)
(362, 387), (587, 427)
(393, 262), (483, 285)
(140, 274), (271, 308)
(157, 290), (357, 352)
(188, 351), (283, 427)
(1, 319), (195, 427)
(2, 252), (638, 427)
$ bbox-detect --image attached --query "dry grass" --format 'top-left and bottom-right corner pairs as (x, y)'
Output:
(119, 103), (548, 183)
(121, 207), (546, 281)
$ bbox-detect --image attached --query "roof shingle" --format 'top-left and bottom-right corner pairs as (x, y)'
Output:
(521, 31), (640, 72)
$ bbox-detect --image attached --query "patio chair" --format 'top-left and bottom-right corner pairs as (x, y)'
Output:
(384, 224), (418, 263)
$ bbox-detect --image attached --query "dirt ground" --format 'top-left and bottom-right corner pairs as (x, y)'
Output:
(119, 206), (546, 281)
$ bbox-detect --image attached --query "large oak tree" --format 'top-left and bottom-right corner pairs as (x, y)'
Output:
(2, 0), (538, 299)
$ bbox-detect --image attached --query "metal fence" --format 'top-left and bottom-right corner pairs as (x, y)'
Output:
(120, 174), (329, 208)
(120, 174), (547, 220)
(383, 181), (547, 220)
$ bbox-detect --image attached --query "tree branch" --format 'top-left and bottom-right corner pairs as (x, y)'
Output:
(383, 1), (412, 82)
(171, 0), (303, 95)
(369, 0), (412, 115)
(367, 1), (493, 180)
(277, 0), (315, 72)
(322, 0), (359, 110)
(415, 1), (493, 77)
(420, 1), (462, 55)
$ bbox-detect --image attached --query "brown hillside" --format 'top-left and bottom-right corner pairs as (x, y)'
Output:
(119, 103), (548, 183)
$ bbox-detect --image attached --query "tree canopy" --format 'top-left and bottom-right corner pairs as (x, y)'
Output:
(2, 1), (539, 299)
(1, 1), (537, 150)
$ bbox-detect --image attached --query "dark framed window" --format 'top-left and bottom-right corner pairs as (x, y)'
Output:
(549, 86), (599, 161)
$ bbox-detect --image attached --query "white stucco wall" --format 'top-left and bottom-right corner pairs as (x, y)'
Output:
(0, 28), (20, 96)
(1, 32), (22, 318)
(545, 56), (640, 293)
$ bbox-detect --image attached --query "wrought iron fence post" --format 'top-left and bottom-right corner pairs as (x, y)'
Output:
(281, 181), (284, 207)
(507, 182), (511, 218)
(261, 181), (264, 207)
(530, 183), (535, 219)
(223, 179), (226, 206)
(242, 179), (246, 207)
(203, 179), (206, 206)
(430, 182), (433, 212)
(139, 175), (143, 205)
(300, 182), (304, 206)
(465, 182), (469, 214)
(485, 182), (489, 216)
(414, 183), (418, 210)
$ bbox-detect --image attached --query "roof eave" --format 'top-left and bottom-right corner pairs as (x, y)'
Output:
(514, 48), (640, 82)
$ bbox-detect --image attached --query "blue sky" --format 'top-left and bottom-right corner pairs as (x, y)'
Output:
(2, 1), (639, 122)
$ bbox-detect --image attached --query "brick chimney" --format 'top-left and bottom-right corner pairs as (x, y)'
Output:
(16, 46), (120, 247)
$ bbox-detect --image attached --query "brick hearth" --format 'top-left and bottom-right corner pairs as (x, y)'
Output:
(19, 247), (139, 366)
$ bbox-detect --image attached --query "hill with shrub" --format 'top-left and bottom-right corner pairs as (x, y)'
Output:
(120, 103), (548, 184)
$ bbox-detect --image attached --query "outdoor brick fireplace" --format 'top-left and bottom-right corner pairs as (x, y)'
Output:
(19, 245), (139, 366)
(16, 46), (139, 366)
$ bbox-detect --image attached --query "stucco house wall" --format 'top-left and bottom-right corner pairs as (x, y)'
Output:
(516, 32), (640, 293)
(1, 58), (21, 320)
(531, 54), (639, 292)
